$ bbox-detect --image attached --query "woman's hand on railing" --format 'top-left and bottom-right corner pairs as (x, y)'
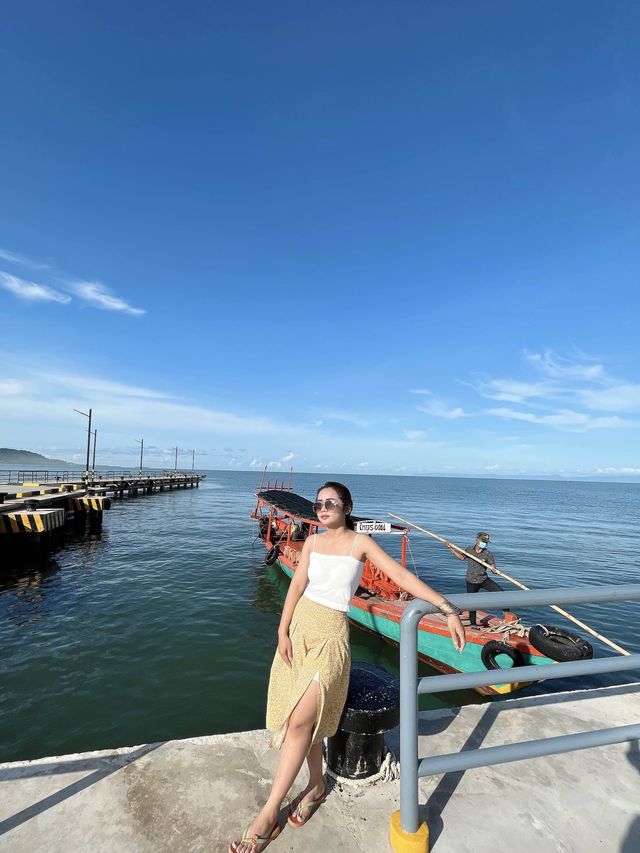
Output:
(447, 615), (466, 653)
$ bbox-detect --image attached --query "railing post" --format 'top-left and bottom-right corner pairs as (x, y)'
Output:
(391, 599), (431, 852)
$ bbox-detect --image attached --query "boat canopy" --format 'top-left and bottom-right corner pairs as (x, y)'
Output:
(256, 489), (406, 531)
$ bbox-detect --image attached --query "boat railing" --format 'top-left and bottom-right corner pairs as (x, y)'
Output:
(394, 584), (640, 850)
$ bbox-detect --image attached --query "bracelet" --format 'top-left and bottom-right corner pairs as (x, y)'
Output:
(438, 599), (462, 617)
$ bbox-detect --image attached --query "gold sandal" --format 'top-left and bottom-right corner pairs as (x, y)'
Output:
(287, 791), (327, 827)
(228, 818), (281, 853)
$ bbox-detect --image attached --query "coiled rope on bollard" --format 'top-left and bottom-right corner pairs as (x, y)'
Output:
(323, 747), (400, 788)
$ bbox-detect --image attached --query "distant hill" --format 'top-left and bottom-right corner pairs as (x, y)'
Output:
(0, 448), (79, 466)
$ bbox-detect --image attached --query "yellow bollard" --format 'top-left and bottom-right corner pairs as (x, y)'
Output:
(389, 810), (429, 853)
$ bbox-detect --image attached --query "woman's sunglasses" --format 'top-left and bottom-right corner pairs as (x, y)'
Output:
(313, 499), (343, 512)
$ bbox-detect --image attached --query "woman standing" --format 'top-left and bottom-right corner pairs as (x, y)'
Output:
(229, 482), (465, 853)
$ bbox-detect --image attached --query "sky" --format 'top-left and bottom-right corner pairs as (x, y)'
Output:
(1, 1), (639, 479)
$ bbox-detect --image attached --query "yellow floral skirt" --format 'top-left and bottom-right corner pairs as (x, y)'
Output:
(266, 595), (350, 749)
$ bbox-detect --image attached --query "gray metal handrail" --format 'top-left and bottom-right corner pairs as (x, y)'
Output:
(0, 468), (200, 485)
(398, 584), (640, 836)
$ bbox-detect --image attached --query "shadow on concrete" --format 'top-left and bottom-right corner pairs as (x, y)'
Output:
(620, 739), (640, 853)
(418, 703), (500, 849)
(0, 742), (161, 837)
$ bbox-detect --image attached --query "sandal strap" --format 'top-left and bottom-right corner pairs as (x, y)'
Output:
(296, 793), (326, 813)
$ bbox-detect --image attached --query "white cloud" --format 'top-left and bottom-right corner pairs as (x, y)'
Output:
(0, 248), (51, 269)
(525, 350), (604, 381)
(485, 465), (500, 471)
(418, 401), (466, 419)
(409, 388), (432, 396)
(315, 410), (371, 428)
(0, 379), (26, 395)
(71, 280), (145, 316)
(403, 429), (426, 441)
(487, 407), (632, 431)
(280, 451), (294, 463)
(478, 379), (549, 403)
(0, 271), (71, 304)
(358, 461), (369, 468)
(580, 384), (640, 413)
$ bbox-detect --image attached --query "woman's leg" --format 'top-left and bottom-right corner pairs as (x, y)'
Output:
(232, 681), (319, 852)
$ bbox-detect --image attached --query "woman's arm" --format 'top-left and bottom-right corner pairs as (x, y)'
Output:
(360, 537), (466, 651)
(276, 535), (312, 666)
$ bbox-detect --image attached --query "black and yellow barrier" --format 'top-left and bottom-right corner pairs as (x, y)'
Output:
(73, 496), (112, 512)
(0, 508), (66, 534)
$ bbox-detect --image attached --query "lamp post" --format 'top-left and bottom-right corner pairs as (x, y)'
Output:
(92, 429), (97, 475)
(173, 446), (178, 472)
(191, 449), (195, 472)
(73, 407), (92, 479)
(135, 438), (144, 475)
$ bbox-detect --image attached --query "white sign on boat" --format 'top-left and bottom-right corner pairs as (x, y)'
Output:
(355, 520), (393, 534)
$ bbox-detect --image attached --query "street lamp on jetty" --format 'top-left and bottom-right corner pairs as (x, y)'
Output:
(173, 446), (178, 472)
(190, 449), (195, 472)
(73, 407), (92, 480)
(92, 429), (97, 475)
(135, 438), (144, 475)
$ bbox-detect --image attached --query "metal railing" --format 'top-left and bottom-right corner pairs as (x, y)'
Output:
(0, 469), (200, 485)
(399, 584), (640, 835)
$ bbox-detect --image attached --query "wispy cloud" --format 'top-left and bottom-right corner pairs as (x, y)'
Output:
(580, 384), (640, 413)
(418, 400), (466, 419)
(315, 410), (371, 429)
(0, 271), (71, 304)
(70, 281), (145, 316)
(477, 378), (549, 403)
(487, 406), (633, 431)
(403, 429), (426, 441)
(0, 247), (146, 316)
(0, 248), (51, 270)
(524, 350), (604, 381)
(477, 350), (640, 431)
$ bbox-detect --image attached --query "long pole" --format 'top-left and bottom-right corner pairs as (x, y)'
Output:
(191, 449), (195, 472)
(135, 438), (144, 474)
(92, 429), (97, 472)
(174, 446), (178, 472)
(389, 512), (631, 656)
(73, 407), (92, 478)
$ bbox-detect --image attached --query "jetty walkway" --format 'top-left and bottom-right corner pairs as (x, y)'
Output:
(0, 471), (204, 539)
(0, 682), (637, 852)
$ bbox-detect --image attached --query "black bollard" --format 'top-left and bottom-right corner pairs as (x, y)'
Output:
(326, 662), (400, 780)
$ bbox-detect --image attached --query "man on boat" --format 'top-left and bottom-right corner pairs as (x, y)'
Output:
(445, 532), (503, 628)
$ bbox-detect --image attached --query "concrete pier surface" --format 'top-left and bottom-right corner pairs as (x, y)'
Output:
(1, 683), (638, 853)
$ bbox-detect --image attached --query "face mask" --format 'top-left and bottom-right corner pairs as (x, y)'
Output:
(478, 541), (488, 550)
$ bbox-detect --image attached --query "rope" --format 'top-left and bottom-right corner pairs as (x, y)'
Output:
(323, 748), (400, 788)
(479, 617), (530, 639)
(405, 535), (420, 577)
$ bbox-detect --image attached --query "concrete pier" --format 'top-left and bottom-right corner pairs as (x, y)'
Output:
(0, 683), (637, 852)
(0, 473), (204, 548)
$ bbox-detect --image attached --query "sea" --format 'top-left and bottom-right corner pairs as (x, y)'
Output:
(1, 470), (639, 764)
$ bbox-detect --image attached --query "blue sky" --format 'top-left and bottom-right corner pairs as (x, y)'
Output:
(1, 1), (639, 478)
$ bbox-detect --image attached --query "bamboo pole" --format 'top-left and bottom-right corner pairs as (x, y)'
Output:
(389, 512), (630, 656)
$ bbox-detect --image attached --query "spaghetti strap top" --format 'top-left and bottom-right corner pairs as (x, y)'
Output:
(304, 533), (365, 612)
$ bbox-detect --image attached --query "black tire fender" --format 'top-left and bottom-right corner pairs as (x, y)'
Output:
(529, 624), (593, 662)
(481, 640), (524, 670)
(265, 544), (280, 566)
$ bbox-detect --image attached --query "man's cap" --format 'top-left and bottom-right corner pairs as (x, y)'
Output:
(476, 531), (490, 543)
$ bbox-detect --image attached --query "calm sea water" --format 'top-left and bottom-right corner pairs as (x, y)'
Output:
(1, 471), (639, 763)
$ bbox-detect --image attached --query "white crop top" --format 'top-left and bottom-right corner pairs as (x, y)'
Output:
(303, 533), (365, 612)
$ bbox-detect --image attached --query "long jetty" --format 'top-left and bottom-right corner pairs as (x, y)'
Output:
(0, 470), (204, 544)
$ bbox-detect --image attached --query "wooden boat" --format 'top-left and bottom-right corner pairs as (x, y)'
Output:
(252, 483), (564, 696)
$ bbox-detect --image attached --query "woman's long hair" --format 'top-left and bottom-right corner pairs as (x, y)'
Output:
(316, 481), (355, 530)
